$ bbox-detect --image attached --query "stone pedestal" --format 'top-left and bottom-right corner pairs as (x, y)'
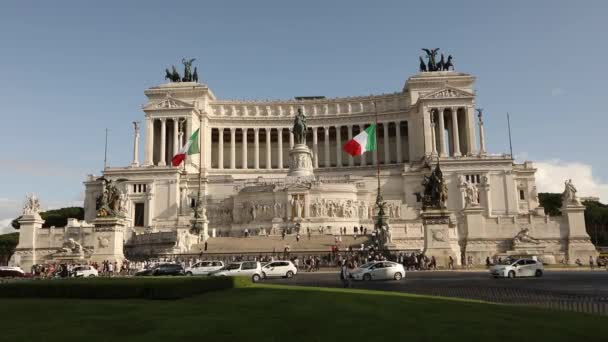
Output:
(271, 217), (284, 236)
(562, 204), (598, 264)
(462, 206), (493, 263)
(14, 213), (45, 270)
(287, 144), (313, 177)
(90, 217), (126, 264)
(190, 217), (209, 241)
(421, 209), (457, 268)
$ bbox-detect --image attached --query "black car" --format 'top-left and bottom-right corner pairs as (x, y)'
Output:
(135, 263), (185, 276)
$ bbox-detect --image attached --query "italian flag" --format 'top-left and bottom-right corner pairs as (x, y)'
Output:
(343, 124), (376, 156)
(171, 129), (200, 167)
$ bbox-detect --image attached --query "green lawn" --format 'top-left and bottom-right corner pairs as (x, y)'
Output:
(0, 283), (606, 342)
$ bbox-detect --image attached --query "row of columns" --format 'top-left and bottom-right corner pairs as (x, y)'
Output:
(429, 107), (464, 157)
(144, 117), (190, 166)
(213, 122), (406, 170)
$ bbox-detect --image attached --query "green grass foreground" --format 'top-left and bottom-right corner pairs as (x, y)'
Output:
(0, 276), (250, 299)
(0, 282), (606, 342)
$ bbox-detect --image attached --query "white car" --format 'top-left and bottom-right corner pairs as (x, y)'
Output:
(209, 261), (263, 282)
(490, 258), (544, 278)
(185, 261), (225, 276)
(72, 265), (98, 278)
(0, 266), (25, 278)
(350, 261), (406, 281)
(262, 260), (297, 279)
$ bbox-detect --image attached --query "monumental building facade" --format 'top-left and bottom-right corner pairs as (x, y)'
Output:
(11, 63), (597, 269)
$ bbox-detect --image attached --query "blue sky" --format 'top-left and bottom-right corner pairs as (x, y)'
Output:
(1, 0), (607, 232)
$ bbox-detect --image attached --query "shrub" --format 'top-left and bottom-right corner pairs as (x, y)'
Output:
(0, 276), (252, 300)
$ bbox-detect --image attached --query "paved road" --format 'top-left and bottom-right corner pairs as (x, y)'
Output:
(266, 270), (608, 305)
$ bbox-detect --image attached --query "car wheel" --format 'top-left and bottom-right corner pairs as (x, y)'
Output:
(363, 273), (372, 281)
(186, 272), (193, 276)
(508, 270), (516, 278)
(286, 271), (294, 278)
(252, 274), (261, 283)
(88, 274), (96, 278)
(394, 272), (403, 280)
(535, 269), (543, 277)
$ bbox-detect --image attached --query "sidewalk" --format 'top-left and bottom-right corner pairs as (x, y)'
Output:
(297, 265), (608, 274)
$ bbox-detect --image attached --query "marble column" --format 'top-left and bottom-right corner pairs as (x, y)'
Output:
(347, 125), (354, 166)
(277, 128), (283, 168)
(324, 127), (330, 167)
(466, 106), (477, 155)
(218, 128), (224, 169)
(438, 108), (447, 157)
(312, 127), (319, 168)
(159, 118), (167, 166)
(172, 118), (179, 160)
(254, 128), (260, 169)
(451, 107), (461, 157)
(265, 128), (272, 169)
(335, 125), (342, 167)
(230, 127), (236, 169)
(131, 121), (140, 167)
(383, 123), (390, 164)
(242, 128), (248, 169)
(289, 130), (294, 149)
(478, 112), (486, 156)
(430, 114), (437, 157)
(359, 125), (366, 166)
(144, 117), (153, 166)
(395, 121), (402, 163)
(185, 118), (191, 145)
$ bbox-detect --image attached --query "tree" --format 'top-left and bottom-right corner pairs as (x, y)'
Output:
(11, 207), (84, 230)
(539, 193), (608, 246)
(0, 232), (19, 266)
(538, 193), (562, 216)
(582, 200), (608, 246)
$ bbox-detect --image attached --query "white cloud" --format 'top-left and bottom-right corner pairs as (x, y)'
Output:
(0, 219), (16, 235)
(0, 198), (20, 235)
(535, 160), (608, 202)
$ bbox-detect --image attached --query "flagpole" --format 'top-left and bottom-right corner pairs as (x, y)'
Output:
(373, 101), (380, 193)
(198, 115), (202, 202)
(507, 112), (513, 160)
(191, 114), (204, 235)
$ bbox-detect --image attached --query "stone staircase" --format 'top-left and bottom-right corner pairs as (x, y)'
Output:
(191, 235), (370, 253)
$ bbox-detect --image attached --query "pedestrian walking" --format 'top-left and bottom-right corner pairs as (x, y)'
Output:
(340, 261), (350, 288)
(448, 255), (454, 270)
(296, 233), (300, 242)
(590, 256), (595, 270)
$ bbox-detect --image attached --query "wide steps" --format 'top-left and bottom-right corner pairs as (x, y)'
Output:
(191, 235), (369, 253)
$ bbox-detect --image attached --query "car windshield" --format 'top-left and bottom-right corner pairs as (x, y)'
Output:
(226, 264), (241, 270)
(359, 262), (375, 269)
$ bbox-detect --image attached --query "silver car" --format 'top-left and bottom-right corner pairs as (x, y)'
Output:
(350, 261), (406, 281)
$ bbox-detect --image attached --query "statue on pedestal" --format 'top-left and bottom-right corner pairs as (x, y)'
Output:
(513, 227), (541, 246)
(23, 193), (41, 215)
(292, 108), (307, 145)
(53, 238), (86, 257)
(422, 163), (447, 210)
(95, 177), (128, 218)
(561, 179), (581, 206)
(463, 181), (479, 207)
